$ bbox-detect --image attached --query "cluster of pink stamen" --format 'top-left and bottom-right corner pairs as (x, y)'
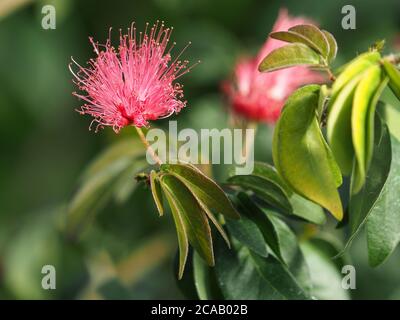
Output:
(70, 21), (196, 132)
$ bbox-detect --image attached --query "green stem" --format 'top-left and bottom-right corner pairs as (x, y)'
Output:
(135, 126), (163, 166)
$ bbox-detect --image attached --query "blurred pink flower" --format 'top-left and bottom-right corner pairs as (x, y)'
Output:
(223, 9), (323, 123)
(70, 22), (193, 132)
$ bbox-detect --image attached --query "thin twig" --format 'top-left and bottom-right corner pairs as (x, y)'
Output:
(325, 67), (336, 82)
(135, 126), (163, 165)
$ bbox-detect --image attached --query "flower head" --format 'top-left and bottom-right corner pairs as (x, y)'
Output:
(70, 21), (193, 132)
(223, 9), (323, 123)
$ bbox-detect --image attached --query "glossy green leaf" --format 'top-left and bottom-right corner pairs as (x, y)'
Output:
(367, 134), (400, 266)
(366, 79), (389, 171)
(351, 65), (382, 193)
(382, 59), (400, 100)
(258, 43), (321, 73)
(160, 174), (214, 277)
(273, 85), (343, 220)
(327, 75), (361, 175)
(150, 170), (164, 216)
(331, 51), (381, 95)
(343, 117), (391, 252)
(161, 163), (240, 220)
(214, 237), (311, 300)
(322, 30), (338, 63)
(288, 24), (330, 58)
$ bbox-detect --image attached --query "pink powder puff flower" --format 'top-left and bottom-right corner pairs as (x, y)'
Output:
(70, 21), (195, 132)
(223, 9), (324, 123)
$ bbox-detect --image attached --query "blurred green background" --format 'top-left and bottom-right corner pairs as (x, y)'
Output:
(0, 0), (400, 299)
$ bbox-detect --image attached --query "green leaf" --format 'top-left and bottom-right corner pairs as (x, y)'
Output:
(161, 181), (189, 280)
(365, 80), (389, 173)
(327, 75), (361, 175)
(342, 117), (391, 252)
(161, 163), (233, 247)
(382, 102), (400, 141)
(289, 193), (326, 225)
(273, 85), (343, 220)
(251, 162), (292, 196)
(228, 174), (292, 213)
(382, 59), (400, 101)
(251, 163), (327, 224)
(160, 174), (214, 272)
(288, 25), (330, 58)
(150, 170), (164, 216)
(225, 213), (269, 257)
(214, 237), (311, 300)
(193, 252), (223, 300)
(233, 192), (311, 291)
(174, 251), (198, 299)
(300, 241), (350, 300)
(161, 163), (240, 220)
(233, 192), (283, 262)
(331, 51), (381, 97)
(230, 162), (326, 224)
(266, 213), (312, 294)
(367, 134), (400, 266)
(351, 65), (382, 193)
(317, 84), (329, 122)
(269, 30), (324, 56)
(322, 30), (338, 63)
(258, 43), (321, 73)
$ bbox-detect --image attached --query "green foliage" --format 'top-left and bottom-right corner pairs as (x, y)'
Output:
(273, 85), (343, 220)
(228, 162), (326, 225)
(5, 0), (400, 301)
(367, 133), (400, 266)
(151, 163), (239, 279)
(214, 196), (312, 300)
(258, 43), (321, 73)
(344, 115), (391, 252)
(261, 24), (337, 73)
(382, 58), (400, 100)
(160, 174), (214, 277)
(257, 25), (400, 269)
(351, 65), (383, 192)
